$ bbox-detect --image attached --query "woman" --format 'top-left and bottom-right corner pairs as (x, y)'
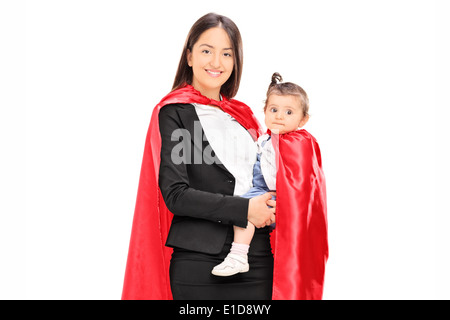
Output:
(123, 12), (328, 301)
(122, 13), (276, 300)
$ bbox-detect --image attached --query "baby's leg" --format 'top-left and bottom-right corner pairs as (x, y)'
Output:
(211, 223), (255, 277)
(233, 221), (255, 245)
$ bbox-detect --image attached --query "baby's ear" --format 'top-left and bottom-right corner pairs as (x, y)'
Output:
(298, 114), (309, 128)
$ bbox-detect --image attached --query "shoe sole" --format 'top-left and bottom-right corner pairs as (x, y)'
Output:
(211, 265), (250, 277)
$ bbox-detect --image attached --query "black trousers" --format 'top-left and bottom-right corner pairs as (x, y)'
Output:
(169, 226), (274, 300)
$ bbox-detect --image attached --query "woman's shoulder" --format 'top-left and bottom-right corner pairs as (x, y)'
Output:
(158, 103), (195, 115)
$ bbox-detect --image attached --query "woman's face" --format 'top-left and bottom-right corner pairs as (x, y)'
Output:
(187, 27), (234, 99)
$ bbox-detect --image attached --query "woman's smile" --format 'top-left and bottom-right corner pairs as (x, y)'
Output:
(206, 69), (223, 78)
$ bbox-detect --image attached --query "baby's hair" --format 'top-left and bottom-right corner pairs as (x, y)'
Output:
(264, 72), (309, 117)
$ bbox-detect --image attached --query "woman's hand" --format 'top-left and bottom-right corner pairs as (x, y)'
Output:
(267, 192), (276, 210)
(248, 193), (276, 228)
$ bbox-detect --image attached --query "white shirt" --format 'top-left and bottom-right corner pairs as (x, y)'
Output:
(193, 103), (257, 196)
(258, 134), (277, 191)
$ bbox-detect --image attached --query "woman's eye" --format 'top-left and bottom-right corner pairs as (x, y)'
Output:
(202, 49), (211, 54)
(224, 52), (232, 57)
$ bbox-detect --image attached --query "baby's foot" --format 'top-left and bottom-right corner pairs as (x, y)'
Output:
(211, 253), (249, 276)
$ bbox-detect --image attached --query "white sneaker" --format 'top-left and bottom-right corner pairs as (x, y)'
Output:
(211, 253), (249, 276)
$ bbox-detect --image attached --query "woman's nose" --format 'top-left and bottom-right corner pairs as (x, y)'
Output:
(210, 53), (220, 68)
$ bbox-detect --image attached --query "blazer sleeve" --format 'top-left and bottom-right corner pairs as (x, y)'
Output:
(158, 105), (248, 228)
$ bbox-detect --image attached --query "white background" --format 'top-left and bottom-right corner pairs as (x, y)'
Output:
(1, 0), (448, 299)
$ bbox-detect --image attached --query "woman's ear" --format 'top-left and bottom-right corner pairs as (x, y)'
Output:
(187, 49), (192, 67)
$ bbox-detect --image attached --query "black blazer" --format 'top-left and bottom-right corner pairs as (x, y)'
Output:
(158, 103), (249, 254)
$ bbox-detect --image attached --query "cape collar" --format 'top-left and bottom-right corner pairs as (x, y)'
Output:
(160, 84), (262, 141)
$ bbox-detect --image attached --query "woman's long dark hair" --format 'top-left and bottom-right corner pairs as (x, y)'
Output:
(172, 13), (243, 98)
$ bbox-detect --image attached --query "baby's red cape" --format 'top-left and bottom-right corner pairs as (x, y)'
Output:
(121, 85), (328, 300)
(270, 130), (328, 300)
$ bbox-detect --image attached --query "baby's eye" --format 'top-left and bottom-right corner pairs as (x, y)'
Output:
(286, 110), (293, 115)
(270, 108), (278, 113)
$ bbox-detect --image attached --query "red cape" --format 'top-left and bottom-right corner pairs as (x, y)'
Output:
(270, 130), (328, 300)
(122, 85), (328, 300)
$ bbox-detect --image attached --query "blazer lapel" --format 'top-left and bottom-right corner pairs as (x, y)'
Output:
(176, 105), (229, 173)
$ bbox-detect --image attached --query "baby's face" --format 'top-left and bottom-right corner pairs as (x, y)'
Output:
(264, 94), (308, 134)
